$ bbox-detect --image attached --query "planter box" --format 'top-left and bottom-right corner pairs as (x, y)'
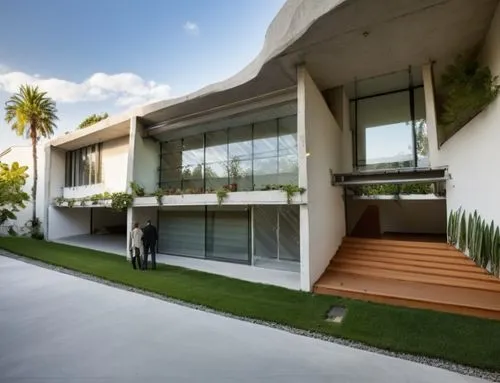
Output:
(133, 190), (306, 207)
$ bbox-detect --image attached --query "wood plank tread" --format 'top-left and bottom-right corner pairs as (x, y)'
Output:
(343, 237), (451, 250)
(336, 249), (477, 265)
(330, 259), (491, 280)
(333, 254), (486, 273)
(314, 271), (500, 319)
(333, 265), (500, 292)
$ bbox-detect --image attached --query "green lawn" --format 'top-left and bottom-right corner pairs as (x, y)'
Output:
(1, 237), (500, 371)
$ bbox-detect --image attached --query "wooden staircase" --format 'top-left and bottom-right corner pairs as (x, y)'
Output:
(314, 237), (500, 320)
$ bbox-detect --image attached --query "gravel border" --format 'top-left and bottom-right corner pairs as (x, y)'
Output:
(1, 250), (498, 382)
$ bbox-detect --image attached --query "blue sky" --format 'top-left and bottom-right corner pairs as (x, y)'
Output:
(0, 0), (286, 152)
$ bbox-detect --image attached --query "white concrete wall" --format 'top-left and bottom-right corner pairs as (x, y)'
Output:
(47, 206), (90, 240)
(101, 136), (130, 193)
(346, 199), (447, 235)
(435, 3), (500, 224)
(132, 119), (159, 194)
(0, 146), (45, 231)
(298, 66), (345, 291)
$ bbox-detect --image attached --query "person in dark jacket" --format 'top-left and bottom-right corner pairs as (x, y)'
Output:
(142, 220), (158, 270)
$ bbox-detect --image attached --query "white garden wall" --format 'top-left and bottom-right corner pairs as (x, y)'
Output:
(435, 3), (500, 224)
(298, 66), (345, 291)
(47, 206), (90, 240)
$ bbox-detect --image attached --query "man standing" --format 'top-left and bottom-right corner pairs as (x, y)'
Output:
(129, 222), (143, 270)
(142, 220), (158, 270)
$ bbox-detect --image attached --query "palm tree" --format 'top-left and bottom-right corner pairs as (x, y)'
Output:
(5, 85), (58, 225)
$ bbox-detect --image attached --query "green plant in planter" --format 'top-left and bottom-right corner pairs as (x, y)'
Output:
(110, 192), (133, 212)
(154, 188), (165, 206)
(130, 181), (145, 197)
(279, 184), (306, 204)
(54, 196), (65, 206)
(437, 54), (499, 143)
(216, 187), (229, 206)
(67, 199), (75, 208)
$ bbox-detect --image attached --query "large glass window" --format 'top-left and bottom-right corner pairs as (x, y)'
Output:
(354, 88), (426, 170)
(356, 91), (413, 170)
(206, 206), (250, 263)
(253, 120), (278, 190)
(182, 135), (204, 193)
(205, 130), (228, 192)
(228, 125), (253, 191)
(65, 143), (102, 187)
(158, 115), (298, 192)
(278, 116), (298, 185)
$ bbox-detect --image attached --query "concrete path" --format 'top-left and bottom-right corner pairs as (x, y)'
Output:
(0, 256), (489, 383)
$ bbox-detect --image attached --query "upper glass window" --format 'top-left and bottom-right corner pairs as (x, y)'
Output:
(65, 143), (102, 187)
(354, 88), (427, 170)
(159, 114), (298, 193)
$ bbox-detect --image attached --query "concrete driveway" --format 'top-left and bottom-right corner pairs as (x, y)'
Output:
(0, 256), (490, 383)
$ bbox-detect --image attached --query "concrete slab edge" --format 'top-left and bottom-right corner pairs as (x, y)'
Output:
(0, 250), (498, 382)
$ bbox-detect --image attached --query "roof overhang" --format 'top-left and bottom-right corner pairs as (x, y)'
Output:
(50, 114), (131, 151)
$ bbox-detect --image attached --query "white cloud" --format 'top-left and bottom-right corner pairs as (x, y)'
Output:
(183, 21), (199, 35)
(0, 70), (172, 107)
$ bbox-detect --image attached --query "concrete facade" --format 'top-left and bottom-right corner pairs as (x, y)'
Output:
(7, 0), (497, 291)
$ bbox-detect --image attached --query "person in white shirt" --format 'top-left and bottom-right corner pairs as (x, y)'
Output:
(129, 222), (143, 270)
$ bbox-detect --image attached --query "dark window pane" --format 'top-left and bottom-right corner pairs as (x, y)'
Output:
(254, 206), (278, 260)
(158, 207), (205, 258)
(206, 206), (249, 262)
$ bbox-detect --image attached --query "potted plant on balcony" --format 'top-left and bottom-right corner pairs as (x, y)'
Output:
(226, 156), (244, 192)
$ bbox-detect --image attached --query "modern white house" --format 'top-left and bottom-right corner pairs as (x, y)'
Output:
(36, 0), (500, 307)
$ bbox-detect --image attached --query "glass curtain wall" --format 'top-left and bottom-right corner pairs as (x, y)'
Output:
(353, 88), (428, 170)
(159, 115), (298, 192)
(253, 205), (300, 262)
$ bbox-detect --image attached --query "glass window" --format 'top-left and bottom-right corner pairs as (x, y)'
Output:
(205, 130), (228, 192)
(206, 206), (249, 263)
(414, 87), (429, 167)
(160, 140), (182, 192)
(278, 116), (298, 185)
(253, 120), (278, 190)
(65, 144), (102, 187)
(356, 91), (414, 170)
(253, 205), (278, 259)
(228, 125), (252, 191)
(158, 207), (205, 258)
(278, 205), (300, 261)
(182, 135), (204, 193)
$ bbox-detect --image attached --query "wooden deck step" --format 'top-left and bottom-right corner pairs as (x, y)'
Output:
(329, 263), (500, 292)
(333, 254), (487, 273)
(335, 248), (478, 266)
(329, 258), (495, 282)
(314, 271), (500, 320)
(343, 237), (451, 250)
(340, 243), (461, 257)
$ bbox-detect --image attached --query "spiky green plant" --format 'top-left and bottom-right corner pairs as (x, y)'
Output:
(467, 212), (473, 250)
(447, 209), (454, 244)
(459, 212), (467, 252)
(492, 227), (500, 277)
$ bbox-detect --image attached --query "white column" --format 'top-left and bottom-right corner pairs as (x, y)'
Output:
(422, 63), (440, 166)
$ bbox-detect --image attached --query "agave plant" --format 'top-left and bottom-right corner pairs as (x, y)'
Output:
(492, 227), (500, 277)
(459, 212), (467, 252)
